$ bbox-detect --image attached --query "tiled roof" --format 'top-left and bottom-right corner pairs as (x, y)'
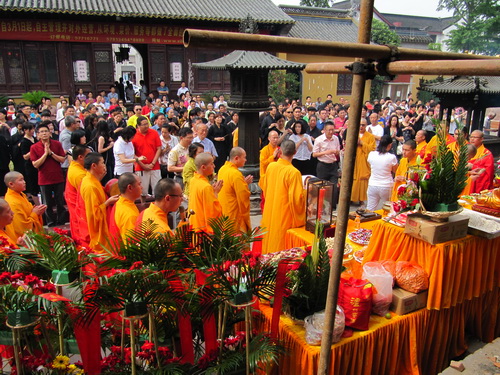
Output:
(400, 34), (434, 43)
(381, 13), (457, 33)
(287, 18), (358, 43)
(0, 0), (294, 23)
(419, 76), (500, 94)
(279, 4), (350, 18)
(192, 50), (306, 70)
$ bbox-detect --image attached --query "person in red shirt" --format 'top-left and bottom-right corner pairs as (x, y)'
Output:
(30, 121), (68, 226)
(132, 116), (162, 201)
(141, 98), (153, 116)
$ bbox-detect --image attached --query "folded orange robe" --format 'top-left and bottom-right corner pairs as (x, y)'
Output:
(137, 202), (172, 234)
(110, 196), (140, 241)
(4, 188), (43, 241)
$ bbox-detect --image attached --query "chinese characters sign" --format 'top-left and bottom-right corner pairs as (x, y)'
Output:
(0, 20), (185, 44)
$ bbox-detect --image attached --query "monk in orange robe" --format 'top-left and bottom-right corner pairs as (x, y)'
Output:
(4, 171), (45, 241)
(261, 140), (305, 254)
(79, 152), (119, 253)
(0, 199), (19, 251)
(65, 145), (91, 246)
(423, 124), (455, 162)
(137, 178), (184, 234)
(392, 140), (418, 202)
(469, 130), (494, 193)
(259, 130), (280, 189)
(188, 153), (223, 233)
(350, 119), (376, 204)
(218, 147), (253, 232)
(415, 130), (427, 158)
(108, 173), (142, 242)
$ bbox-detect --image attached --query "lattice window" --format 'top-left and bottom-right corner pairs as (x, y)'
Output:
(337, 74), (353, 96)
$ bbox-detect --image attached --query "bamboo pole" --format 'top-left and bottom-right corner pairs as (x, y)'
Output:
(184, 29), (498, 62)
(305, 59), (500, 76)
(317, 0), (374, 374)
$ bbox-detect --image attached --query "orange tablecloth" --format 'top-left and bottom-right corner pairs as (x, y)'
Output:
(258, 288), (500, 375)
(364, 221), (500, 310)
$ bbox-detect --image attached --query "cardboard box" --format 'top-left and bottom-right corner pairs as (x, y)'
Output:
(390, 287), (428, 315)
(404, 213), (469, 245)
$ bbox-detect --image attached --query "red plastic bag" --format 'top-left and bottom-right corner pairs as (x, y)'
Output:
(338, 277), (372, 331)
(395, 261), (429, 294)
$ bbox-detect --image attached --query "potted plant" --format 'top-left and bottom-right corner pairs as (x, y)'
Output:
(283, 222), (341, 320)
(6, 230), (91, 285)
(21, 90), (51, 107)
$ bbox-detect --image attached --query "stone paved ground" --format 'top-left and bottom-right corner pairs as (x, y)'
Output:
(440, 337), (500, 375)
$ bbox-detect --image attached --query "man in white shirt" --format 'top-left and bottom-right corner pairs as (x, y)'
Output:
(193, 122), (218, 157)
(177, 81), (190, 98)
(312, 121), (341, 208)
(366, 113), (384, 146)
(214, 95), (227, 110)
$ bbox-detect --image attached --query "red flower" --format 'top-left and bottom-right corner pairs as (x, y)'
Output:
(141, 340), (154, 351)
(130, 261), (143, 270)
(400, 200), (408, 209)
(411, 198), (419, 206)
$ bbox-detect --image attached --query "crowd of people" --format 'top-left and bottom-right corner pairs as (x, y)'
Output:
(0, 82), (495, 255)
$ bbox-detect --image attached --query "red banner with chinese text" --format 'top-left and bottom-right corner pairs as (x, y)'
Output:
(0, 19), (233, 44)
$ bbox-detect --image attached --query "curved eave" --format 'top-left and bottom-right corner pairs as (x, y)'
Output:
(0, 7), (294, 24)
(192, 64), (306, 70)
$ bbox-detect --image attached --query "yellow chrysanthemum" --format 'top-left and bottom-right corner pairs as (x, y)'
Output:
(52, 355), (70, 370)
(67, 364), (76, 371)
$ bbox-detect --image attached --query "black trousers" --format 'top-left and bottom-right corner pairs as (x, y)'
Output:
(316, 161), (339, 209)
(40, 182), (67, 225)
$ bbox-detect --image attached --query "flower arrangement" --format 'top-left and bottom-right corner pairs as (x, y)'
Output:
(393, 165), (424, 213)
(419, 120), (469, 212)
(283, 222), (343, 320)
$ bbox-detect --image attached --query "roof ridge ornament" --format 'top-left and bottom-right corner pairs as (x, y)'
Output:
(239, 15), (259, 34)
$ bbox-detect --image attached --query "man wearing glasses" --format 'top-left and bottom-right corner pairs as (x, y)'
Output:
(30, 122), (67, 226)
(127, 104), (150, 128)
(137, 178), (183, 234)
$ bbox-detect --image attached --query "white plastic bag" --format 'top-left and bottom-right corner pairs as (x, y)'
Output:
(362, 262), (393, 316)
(304, 306), (345, 346)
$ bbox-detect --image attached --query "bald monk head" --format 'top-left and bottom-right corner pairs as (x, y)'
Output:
(280, 140), (296, 161)
(84, 152), (107, 181)
(4, 171), (26, 193)
(195, 152), (215, 177)
(154, 178), (183, 214)
(470, 130), (484, 149)
(402, 140), (417, 160)
(118, 173), (143, 202)
(467, 144), (477, 160)
(0, 199), (13, 229)
(229, 147), (247, 168)
(268, 130), (279, 147)
(73, 145), (91, 166)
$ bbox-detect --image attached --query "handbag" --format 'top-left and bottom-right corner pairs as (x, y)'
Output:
(396, 142), (403, 156)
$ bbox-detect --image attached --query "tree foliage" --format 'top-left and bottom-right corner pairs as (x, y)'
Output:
(371, 19), (401, 46)
(300, 0), (331, 7)
(438, 0), (500, 55)
(268, 70), (301, 104)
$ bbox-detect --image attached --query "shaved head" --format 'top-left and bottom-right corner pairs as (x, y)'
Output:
(4, 171), (22, 186)
(118, 172), (139, 194)
(280, 140), (296, 157)
(195, 152), (214, 170)
(229, 147), (245, 160)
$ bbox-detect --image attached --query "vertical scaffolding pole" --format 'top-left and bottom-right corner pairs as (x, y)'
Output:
(317, 0), (374, 373)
